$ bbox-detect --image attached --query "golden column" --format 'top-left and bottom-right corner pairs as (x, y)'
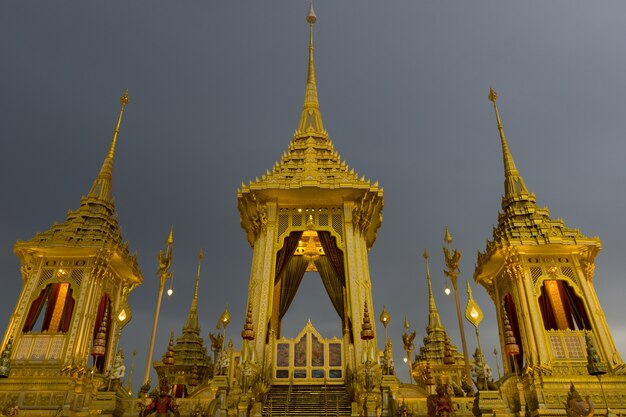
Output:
(143, 227), (174, 385)
(442, 227), (472, 386)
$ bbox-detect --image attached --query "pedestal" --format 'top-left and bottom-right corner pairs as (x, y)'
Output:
(364, 393), (382, 417)
(212, 375), (230, 417)
(381, 375), (400, 417)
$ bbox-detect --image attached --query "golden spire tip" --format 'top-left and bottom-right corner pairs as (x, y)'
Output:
(444, 226), (452, 245)
(307, 0), (317, 24)
(121, 89), (129, 106)
(198, 249), (204, 261)
(423, 250), (429, 260)
(167, 226), (174, 244)
(488, 87), (497, 103)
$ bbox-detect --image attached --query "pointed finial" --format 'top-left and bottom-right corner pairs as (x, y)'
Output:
(183, 248), (203, 332)
(488, 87), (530, 205)
(296, 0), (325, 138)
(488, 87), (498, 104)
(167, 225), (174, 245)
(404, 316), (410, 330)
(423, 249), (443, 329)
(87, 89), (130, 202)
(307, 0), (317, 24)
(444, 226), (452, 245)
(164, 330), (175, 365)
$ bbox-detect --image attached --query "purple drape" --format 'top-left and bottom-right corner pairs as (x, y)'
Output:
(278, 255), (309, 321)
(317, 232), (345, 285)
(275, 231), (303, 284)
(314, 256), (344, 320)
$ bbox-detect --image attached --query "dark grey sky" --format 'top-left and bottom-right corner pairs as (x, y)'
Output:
(2, 2), (626, 389)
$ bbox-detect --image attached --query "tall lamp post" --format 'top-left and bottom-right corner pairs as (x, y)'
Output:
(143, 227), (174, 385)
(442, 227), (472, 386)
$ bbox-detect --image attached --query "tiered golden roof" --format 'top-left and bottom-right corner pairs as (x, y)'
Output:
(14, 90), (141, 285)
(238, 3), (383, 247)
(475, 89), (601, 292)
(415, 252), (463, 365)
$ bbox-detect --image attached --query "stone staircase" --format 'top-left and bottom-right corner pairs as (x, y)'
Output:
(262, 385), (352, 417)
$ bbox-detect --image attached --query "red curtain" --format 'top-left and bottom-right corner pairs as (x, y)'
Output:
(561, 281), (592, 330)
(60, 288), (75, 333)
(539, 280), (592, 331)
(22, 285), (52, 332)
(539, 284), (558, 330)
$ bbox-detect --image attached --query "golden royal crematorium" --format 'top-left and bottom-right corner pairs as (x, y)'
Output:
(0, 4), (625, 417)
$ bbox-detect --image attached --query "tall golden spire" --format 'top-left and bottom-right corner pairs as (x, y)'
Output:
(488, 88), (531, 208)
(423, 250), (443, 331)
(88, 89), (129, 202)
(184, 249), (203, 333)
(296, 1), (325, 138)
